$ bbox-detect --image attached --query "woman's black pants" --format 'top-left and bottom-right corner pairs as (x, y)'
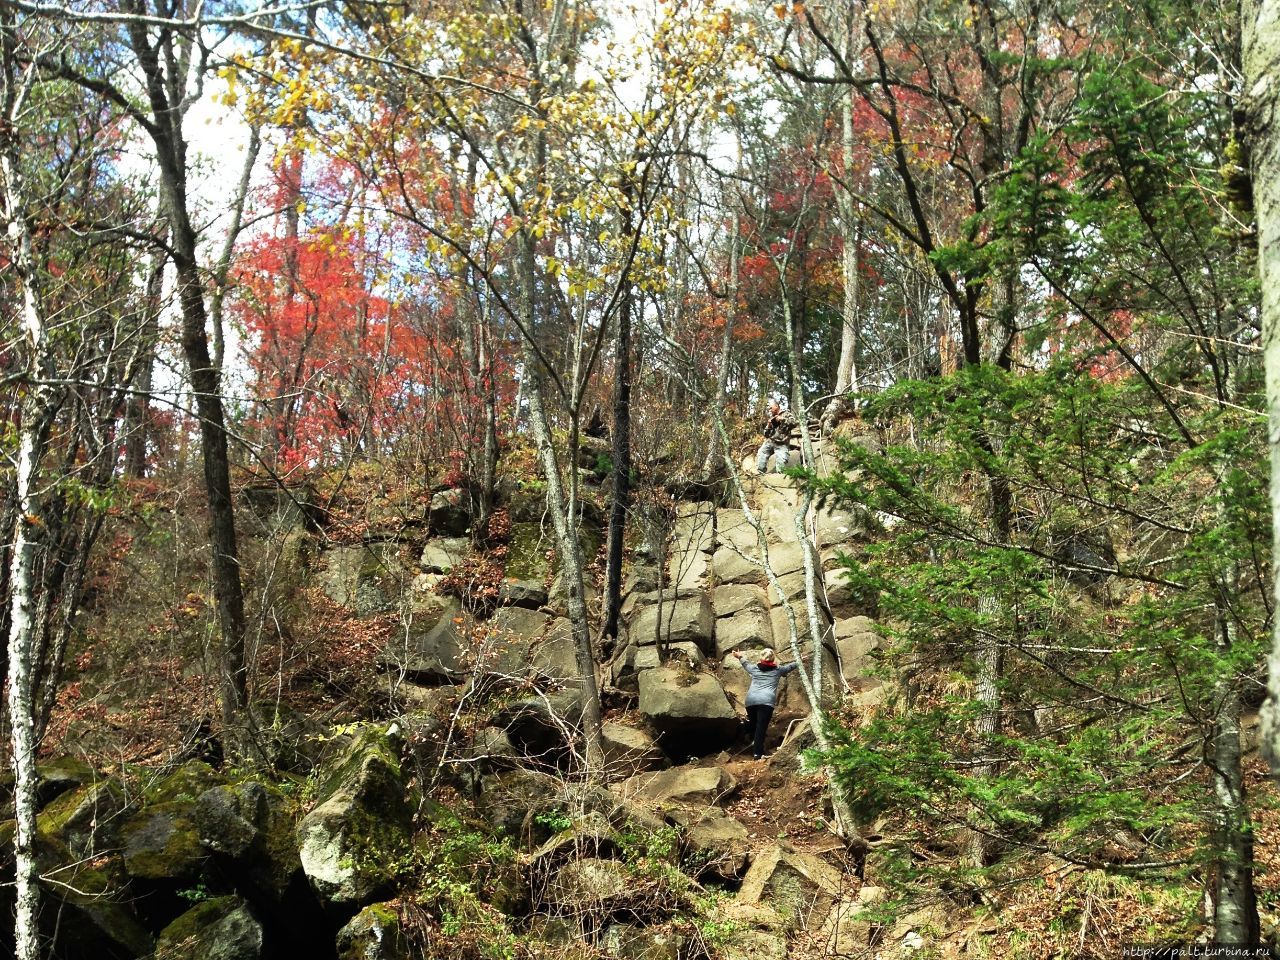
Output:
(746, 704), (774, 759)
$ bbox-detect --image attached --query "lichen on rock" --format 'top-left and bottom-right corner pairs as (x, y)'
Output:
(297, 723), (411, 907)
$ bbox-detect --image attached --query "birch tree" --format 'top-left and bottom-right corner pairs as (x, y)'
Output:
(2, 12), (65, 956)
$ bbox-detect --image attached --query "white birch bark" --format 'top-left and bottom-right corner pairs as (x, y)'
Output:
(833, 92), (861, 399)
(826, 11), (862, 427)
(2, 41), (56, 959)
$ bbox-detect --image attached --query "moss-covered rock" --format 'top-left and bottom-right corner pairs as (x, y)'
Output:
(0, 823), (152, 958)
(377, 610), (466, 684)
(37, 777), (130, 859)
(428, 488), (471, 536)
(297, 723), (411, 907)
(735, 843), (842, 931)
(544, 857), (630, 912)
(336, 901), (410, 960)
(194, 781), (269, 858)
(602, 922), (682, 960)
(503, 486), (547, 524)
(195, 780), (303, 904)
(142, 760), (222, 805)
(121, 800), (208, 882)
(154, 895), (263, 960)
(710, 901), (789, 960)
(475, 768), (565, 846)
(36, 755), (96, 808)
(505, 521), (553, 582)
(317, 542), (407, 616)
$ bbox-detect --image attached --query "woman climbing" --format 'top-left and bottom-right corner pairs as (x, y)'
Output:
(732, 647), (800, 760)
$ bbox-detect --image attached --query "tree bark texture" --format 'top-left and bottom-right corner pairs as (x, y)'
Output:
(2, 42), (58, 953)
(517, 238), (605, 773)
(1243, 0), (1280, 780)
(602, 287), (632, 642)
(126, 7), (250, 744)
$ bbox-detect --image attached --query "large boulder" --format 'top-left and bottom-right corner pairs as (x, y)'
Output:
(616, 765), (738, 807)
(628, 592), (715, 655)
(768, 601), (830, 647)
(194, 781), (303, 904)
(527, 810), (620, 871)
(668, 502), (716, 590)
(406, 574), (456, 623)
(715, 509), (759, 551)
(602, 923), (682, 960)
(707, 901), (789, 960)
(632, 641), (704, 673)
(638, 667), (737, 752)
(240, 481), (318, 532)
(712, 584), (768, 619)
(835, 616), (881, 684)
(813, 505), (868, 549)
(120, 763), (224, 879)
(428, 488), (471, 536)
(378, 612), (467, 684)
(419, 537), (469, 574)
(544, 857), (631, 912)
(505, 521), (553, 579)
(153, 895), (263, 960)
(121, 801), (208, 883)
(35, 755), (95, 808)
(759, 490), (803, 546)
(0, 825), (153, 959)
(601, 722), (666, 777)
(710, 544), (764, 586)
(768, 541), (819, 579)
(737, 843), (843, 930)
(464, 727), (522, 771)
(297, 724), (411, 907)
(834, 615), (879, 650)
(317, 542), (406, 616)
(822, 566), (856, 613)
(668, 806), (751, 881)
(37, 777), (129, 859)
(719, 654), (751, 708)
(547, 571), (601, 620)
(500, 578), (549, 609)
(773, 570), (815, 602)
(487, 692), (581, 768)
(475, 768), (568, 845)
(715, 608), (773, 657)
(488, 607), (578, 682)
(814, 886), (886, 956)
(337, 902), (410, 960)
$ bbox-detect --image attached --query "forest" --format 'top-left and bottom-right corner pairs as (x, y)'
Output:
(5, 0), (1280, 957)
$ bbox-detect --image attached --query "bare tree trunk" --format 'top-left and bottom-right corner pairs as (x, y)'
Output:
(829, 85), (861, 416)
(1207, 349), (1259, 941)
(517, 239), (605, 773)
(209, 123), (262, 376)
(602, 277), (633, 642)
(702, 206), (739, 479)
(2, 33), (58, 951)
(4, 374), (53, 960)
(1210, 622), (1261, 942)
(125, 244), (166, 477)
(1244, 0), (1280, 775)
(126, 7), (250, 748)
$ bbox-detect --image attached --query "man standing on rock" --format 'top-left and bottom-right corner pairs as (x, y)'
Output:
(756, 399), (798, 474)
(733, 647), (799, 760)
